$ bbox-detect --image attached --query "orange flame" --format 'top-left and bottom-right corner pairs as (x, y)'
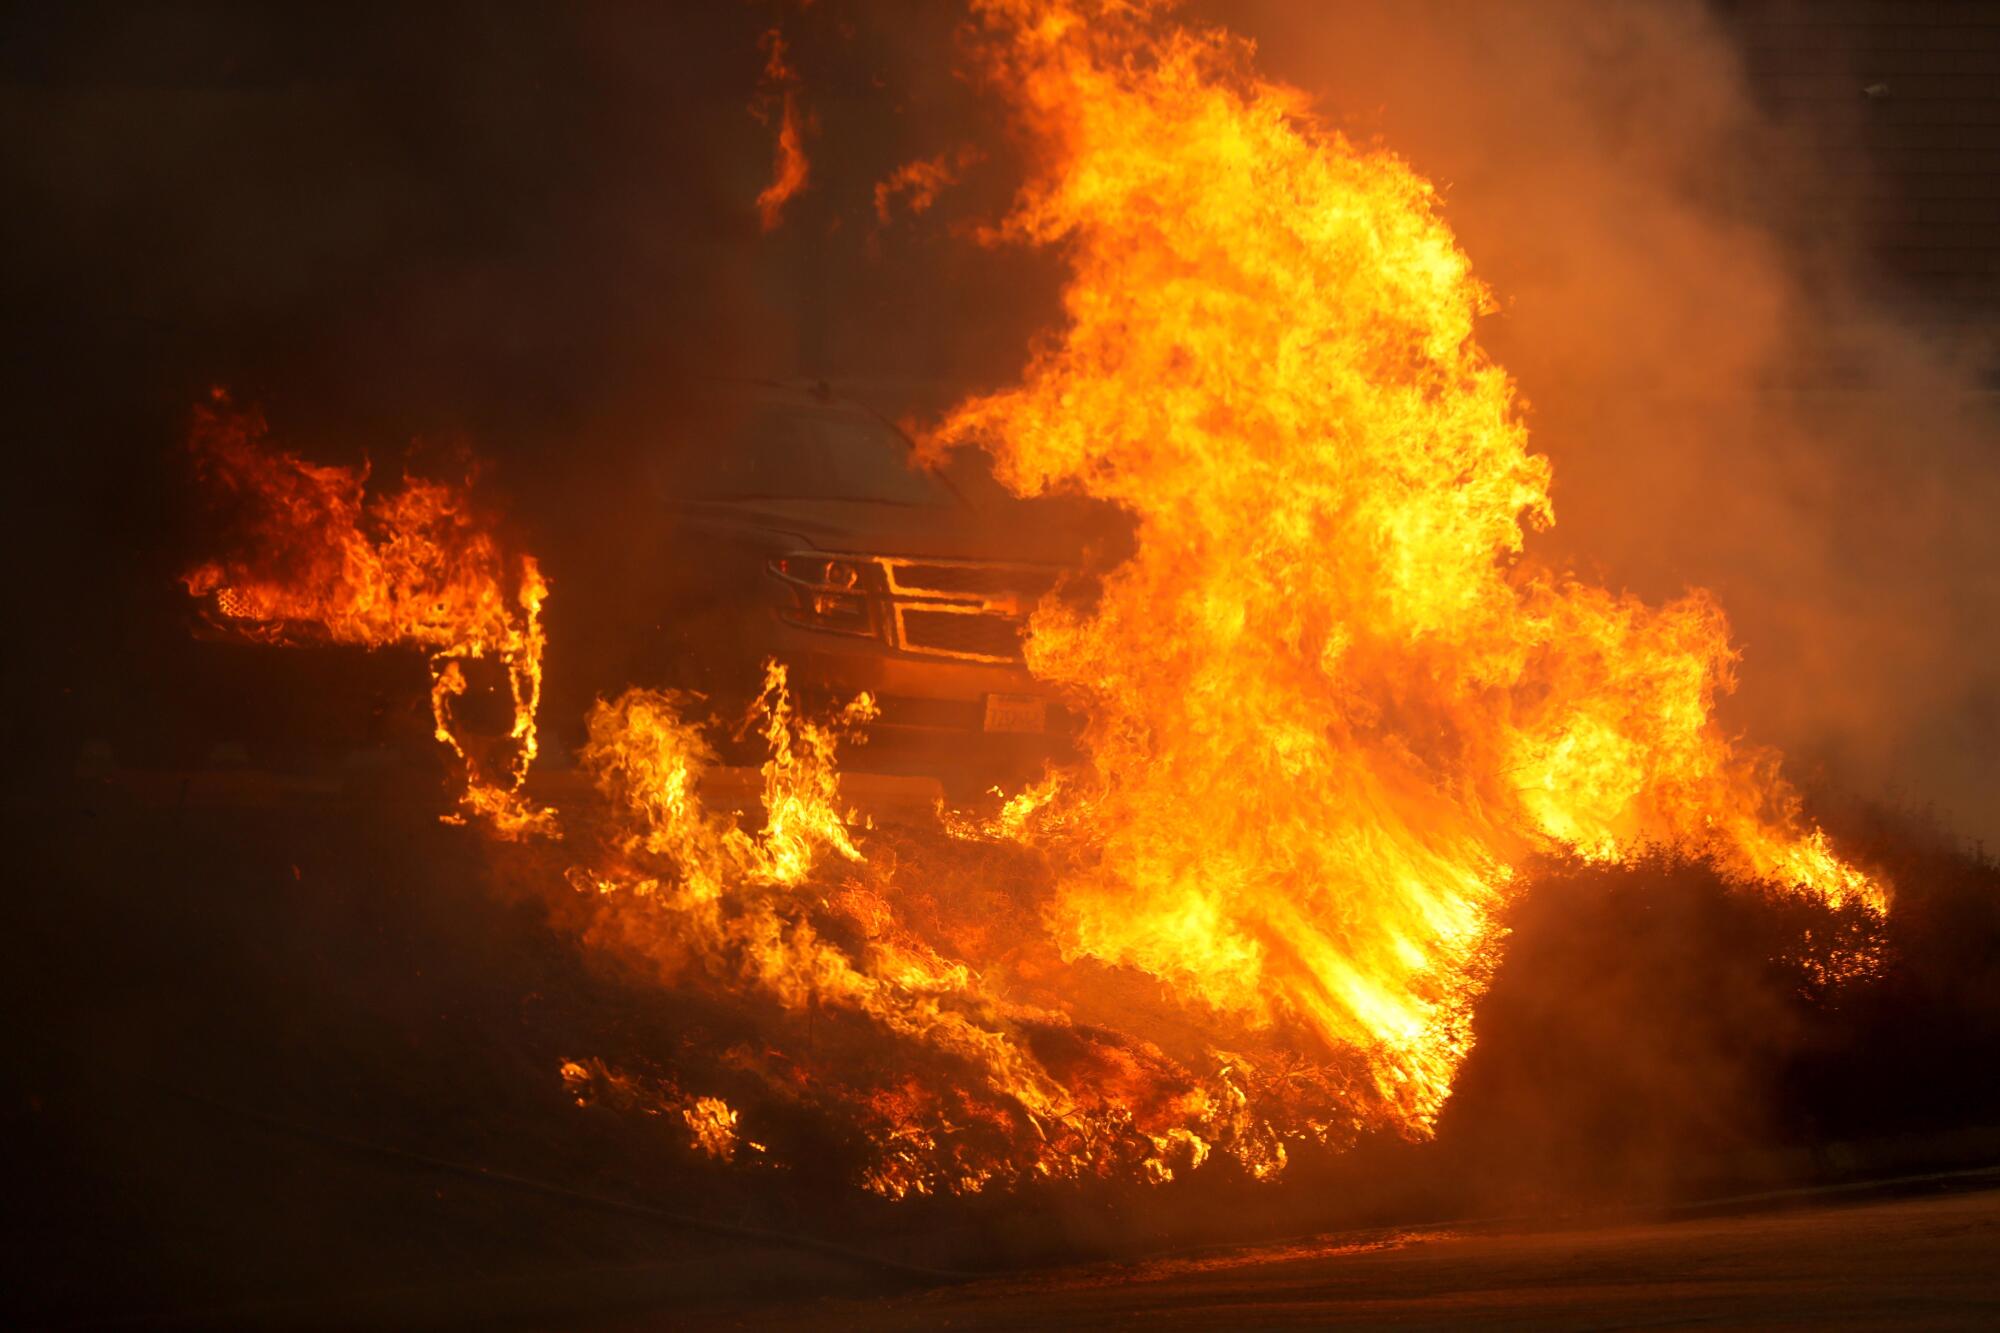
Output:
(181, 393), (554, 837)
(874, 146), (981, 224)
(566, 666), (1268, 1195)
(754, 28), (811, 232)
(560, 1059), (763, 1161)
(924, 0), (1881, 1126)
(180, 0), (1889, 1198)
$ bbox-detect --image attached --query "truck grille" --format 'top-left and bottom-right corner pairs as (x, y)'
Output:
(898, 608), (1026, 663)
(777, 553), (1061, 665)
(886, 563), (1061, 600)
(858, 556), (1061, 664)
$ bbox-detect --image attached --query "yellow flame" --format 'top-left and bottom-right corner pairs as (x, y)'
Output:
(927, 0), (1883, 1127)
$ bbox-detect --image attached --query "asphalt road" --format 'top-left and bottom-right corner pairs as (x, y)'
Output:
(725, 1178), (2000, 1330)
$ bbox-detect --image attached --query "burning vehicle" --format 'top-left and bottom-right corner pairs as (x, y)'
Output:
(606, 379), (1106, 767)
(167, 0), (1893, 1202)
(182, 377), (1105, 792)
(28, 0), (2000, 1324)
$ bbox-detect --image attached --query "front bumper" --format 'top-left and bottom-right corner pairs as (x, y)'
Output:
(758, 550), (1080, 741)
(764, 615), (1076, 739)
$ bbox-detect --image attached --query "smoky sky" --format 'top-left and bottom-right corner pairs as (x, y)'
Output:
(1220, 0), (2000, 844)
(4, 1), (1993, 842)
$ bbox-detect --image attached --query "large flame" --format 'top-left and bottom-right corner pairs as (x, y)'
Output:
(181, 0), (1885, 1198)
(924, 0), (1881, 1126)
(181, 392), (554, 837)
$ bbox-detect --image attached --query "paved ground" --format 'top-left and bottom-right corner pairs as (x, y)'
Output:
(721, 1178), (2000, 1330)
(18, 772), (2000, 1330)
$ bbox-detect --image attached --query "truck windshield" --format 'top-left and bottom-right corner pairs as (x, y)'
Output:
(671, 404), (960, 506)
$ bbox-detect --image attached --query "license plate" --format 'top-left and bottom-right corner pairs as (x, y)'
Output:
(982, 693), (1048, 734)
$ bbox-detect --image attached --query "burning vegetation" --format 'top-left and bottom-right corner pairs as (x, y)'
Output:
(183, 0), (1890, 1202)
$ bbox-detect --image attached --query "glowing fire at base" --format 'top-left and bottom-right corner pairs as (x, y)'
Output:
(182, 0), (1887, 1198)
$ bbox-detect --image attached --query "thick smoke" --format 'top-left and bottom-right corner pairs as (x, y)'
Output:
(1217, 0), (2000, 844)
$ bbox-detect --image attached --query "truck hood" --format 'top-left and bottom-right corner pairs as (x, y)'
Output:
(665, 495), (1117, 566)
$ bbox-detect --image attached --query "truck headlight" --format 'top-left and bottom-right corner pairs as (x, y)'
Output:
(770, 555), (876, 635)
(773, 555), (863, 591)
